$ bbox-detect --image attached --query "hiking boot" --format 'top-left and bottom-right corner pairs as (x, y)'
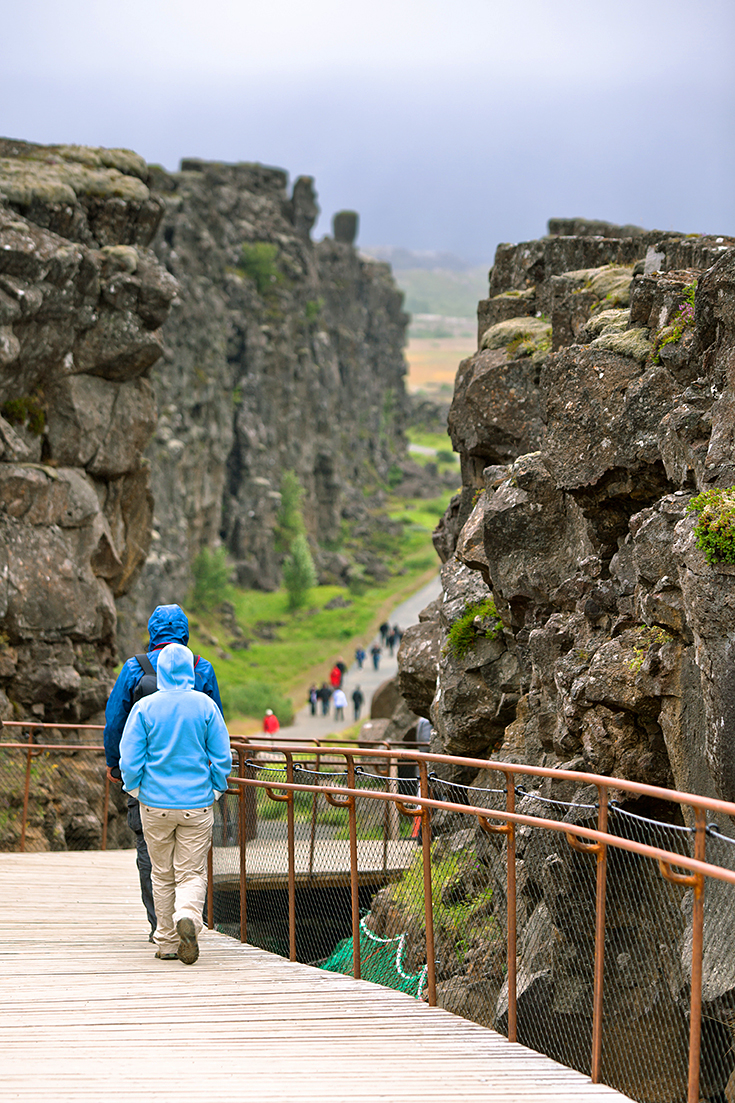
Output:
(176, 917), (199, 965)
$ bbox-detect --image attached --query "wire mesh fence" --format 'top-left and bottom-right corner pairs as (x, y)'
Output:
(216, 747), (735, 1103)
(0, 728), (134, 852)
(5, 727), (735, 1103)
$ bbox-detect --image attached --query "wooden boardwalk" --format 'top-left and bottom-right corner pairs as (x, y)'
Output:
(213, 837), (417, 889)
(0, 851), (632, 1103)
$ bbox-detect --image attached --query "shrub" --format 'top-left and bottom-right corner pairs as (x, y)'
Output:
(653, 281), (697, 363)
(220, 681), (294, 725)
(1, 393), (45, 435)
(282, 533), (317, 610)
(446, 597), (503, 659)
(191, 547), (233, 611)
(686, 487), (735, 564)
(239, 242), (281, 296)
(275, 470), (305, 552)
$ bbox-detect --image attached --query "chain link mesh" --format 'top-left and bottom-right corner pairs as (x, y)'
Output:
(212, 756), (735, 1103)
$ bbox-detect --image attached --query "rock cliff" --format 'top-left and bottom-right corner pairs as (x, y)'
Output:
(0, 139), (176, 722)
(398, 219), (735, 808)
(0, 141), (410, 708)
(392, 218), (735, 1096)
(120, 159), (409, 647)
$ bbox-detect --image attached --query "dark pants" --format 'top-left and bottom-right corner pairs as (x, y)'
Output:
(127, 794), (156, 933)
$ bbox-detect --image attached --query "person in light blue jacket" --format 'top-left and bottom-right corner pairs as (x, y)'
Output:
(120, 643), (232, 965)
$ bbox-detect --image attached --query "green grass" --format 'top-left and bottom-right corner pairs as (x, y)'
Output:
(187, 488), (452, 725)
(392, 267), (488, 319)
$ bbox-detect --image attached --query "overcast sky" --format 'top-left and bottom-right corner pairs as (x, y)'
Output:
(3, 0), (734, 262)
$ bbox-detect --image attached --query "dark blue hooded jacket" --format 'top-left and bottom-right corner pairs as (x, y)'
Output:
(104, 604), (223, 772)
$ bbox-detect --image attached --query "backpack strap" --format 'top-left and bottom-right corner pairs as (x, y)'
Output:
(135, 653), (156, 677)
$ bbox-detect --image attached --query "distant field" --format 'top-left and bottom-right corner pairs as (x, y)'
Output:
(405, 336), (475, 395)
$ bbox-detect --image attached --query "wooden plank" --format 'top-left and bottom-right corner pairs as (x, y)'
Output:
(0, 852), (633, 1103)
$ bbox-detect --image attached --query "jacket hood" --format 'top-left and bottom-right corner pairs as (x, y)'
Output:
(156, 643), (195, 691)
(148, 604), (189, 648)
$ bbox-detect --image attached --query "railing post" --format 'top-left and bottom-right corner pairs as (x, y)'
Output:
(506, 775), (517, 1043)
(308, 747), (321, 878)
(285, 752), (297, 962)
(20, 728), (34, 853)
(101, 753), (110, 851)
(687, 807), (706, 1103)
(591, 786), (608, 1083)
(346, 755), (361, 980)
(418, 759), (436, 1006)
(207, 845), (214, 929)
(239, 750), (247, 944)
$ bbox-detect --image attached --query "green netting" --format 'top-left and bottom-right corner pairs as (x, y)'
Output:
(319, 916), (428, 999)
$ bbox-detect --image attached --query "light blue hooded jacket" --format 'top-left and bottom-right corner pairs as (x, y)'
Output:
(120, 643), (232, 809)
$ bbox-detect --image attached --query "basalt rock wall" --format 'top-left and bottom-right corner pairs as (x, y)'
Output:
(0, 139), (176, 723)
(119, 159), (409, 649)
(394, 219), (735, 1097)
(0, 140), (410, 710)
(400, 219), (735, 808)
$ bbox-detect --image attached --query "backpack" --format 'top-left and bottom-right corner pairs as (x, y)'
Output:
(132, 653), (157, 703)
(132, 651), (202, 703)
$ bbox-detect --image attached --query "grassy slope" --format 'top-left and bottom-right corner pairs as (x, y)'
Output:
(187, 477), (455, 728)
(394, 267), (488, 319)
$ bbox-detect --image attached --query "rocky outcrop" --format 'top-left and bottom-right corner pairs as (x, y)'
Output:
(0, 139), (176, 721)
(119, 160), (409, 645)
(0, 140), (411, 713)
(400, 219), (735, 808)
(391, 218), (735, 1100)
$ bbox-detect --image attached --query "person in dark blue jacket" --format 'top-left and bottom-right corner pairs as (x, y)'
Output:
(104, 604), (223, 938)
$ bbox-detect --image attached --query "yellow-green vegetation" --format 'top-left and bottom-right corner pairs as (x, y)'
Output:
(568, 265), (634, 309)
(445, 597), (503, 659)
(686, 486), (735, 564)
(589, 326), (652, 364)
(653, 281), (697, 364)
(407, 428), (459, 471)
(0, 145), (150, 207)
(394, 846), (496, 964)
(1, 393), (45, 435)
(480, 316), (551, 363)
(237, 242), (282, 296)
(629, 626), (674, 672)
(188, 488), (451, 724)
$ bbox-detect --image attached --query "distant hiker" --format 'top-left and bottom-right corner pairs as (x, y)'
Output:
(120, 643), (231, 965)
(355, 646), (366, 669)
(336, 658), (347, 678)
(379, 622), (389, 644)
(330, 664), (343, 689)
(318, 682), (332, 716)
(386, 628), (397, 656)
(393, 624), (403, 646)
(308, 685), (318, 716)
(370, 644), (382, 670)
(352, 685), (364, 722)
(263, 708), (280, 735)
(103, 603), (223, 941)
(332, 687), (348, 721)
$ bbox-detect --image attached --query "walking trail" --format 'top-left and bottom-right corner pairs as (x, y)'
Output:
(281, 572), (442, 741)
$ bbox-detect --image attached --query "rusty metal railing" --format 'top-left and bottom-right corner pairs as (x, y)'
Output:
(221, 741), (735, 1103)
(6, 724), (735, 1103)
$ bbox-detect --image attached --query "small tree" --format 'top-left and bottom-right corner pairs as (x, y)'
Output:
(275, 470), (305, 552)
(191, 547), (232, 611)
(282, 533), (317, 611)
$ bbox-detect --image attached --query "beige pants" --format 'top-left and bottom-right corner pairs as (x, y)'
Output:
(140, 804), (214, 954)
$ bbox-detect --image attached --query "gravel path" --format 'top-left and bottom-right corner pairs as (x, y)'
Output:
(283, 572), (442, 739)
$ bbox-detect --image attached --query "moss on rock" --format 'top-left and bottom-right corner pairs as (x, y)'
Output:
(589, 327), (652, 363)
(480, 315), (551, 353)
(0, 148), (150, 208)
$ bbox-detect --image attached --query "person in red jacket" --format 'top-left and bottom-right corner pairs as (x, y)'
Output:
(330, 664), (342, 689)
(263, 709), (280, 734)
